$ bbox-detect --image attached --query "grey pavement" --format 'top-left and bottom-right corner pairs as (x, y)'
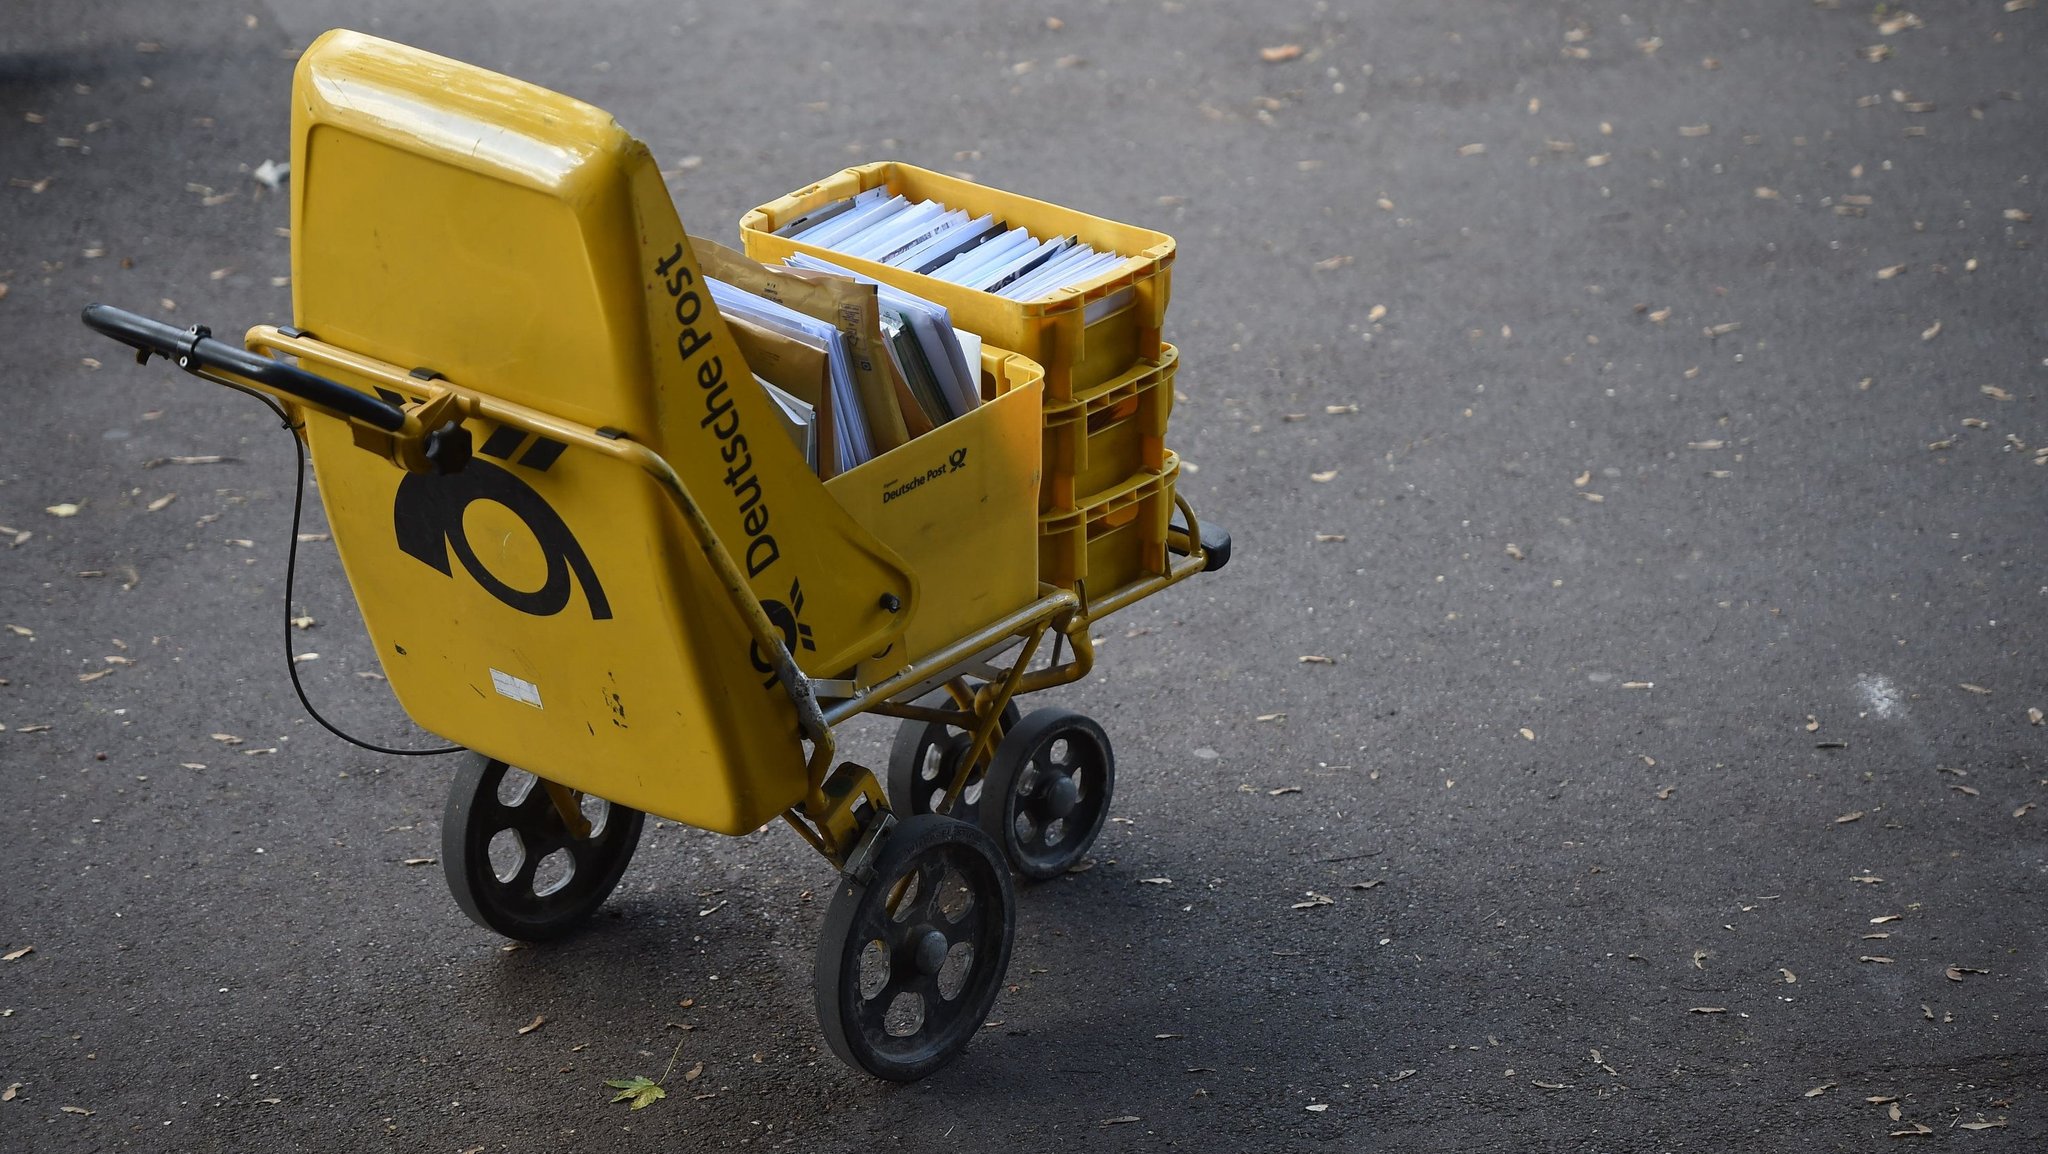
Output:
(3, 1), (2045, 1150)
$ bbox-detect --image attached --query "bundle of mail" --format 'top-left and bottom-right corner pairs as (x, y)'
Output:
(698, 240), (982, 479)
(772, 186), (1131, 304)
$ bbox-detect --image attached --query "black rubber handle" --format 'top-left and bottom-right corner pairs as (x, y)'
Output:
(81, 303), (407, 432)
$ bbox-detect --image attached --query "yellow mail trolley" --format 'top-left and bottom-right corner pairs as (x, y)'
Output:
(83, 31), (1227, 1082)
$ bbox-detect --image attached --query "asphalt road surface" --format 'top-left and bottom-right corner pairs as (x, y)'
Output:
(4, 1), (2045, 1150)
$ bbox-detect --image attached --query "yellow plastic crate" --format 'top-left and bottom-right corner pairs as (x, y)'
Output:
(740, 161), (1173, 403)
(1041, 344), (1175, 513)
(1037, 455), (1179, 601)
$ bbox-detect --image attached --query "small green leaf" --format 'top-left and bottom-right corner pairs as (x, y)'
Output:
(605, 1075), (666, 1110)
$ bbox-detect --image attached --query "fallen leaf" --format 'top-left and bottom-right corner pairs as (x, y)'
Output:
(2004, 210), (2032, 223)
(1960, 683), (1991, 695)
(1505, 544), (1525, 560)
(1679, 124), (1711, 137)
(1367, 304), (1387, 322)
(1945, 965), (1988, 981)
(1260, 45), (1303, 63)
(605, 1075), (667, 1110)
(2, 946), (32, 961)
(1870, 915), (1902, 924)
(1313, 533), (1347, 543)
(1859, 956), (1895, 964)
(1920, 321), (1942, 342)
(517, 1015), (546, 1035)
(61, 1105), (92, 1116)
(1805, 1082), (1837, 1098)
(1692, 950), (1710, 970)
(0, 1083), (16, 1101)
(1138, 877), (1172, 885)
(684, 1061), (704, 1083)
(1309, 470), (1338, 483)
(210, 733), (243, 745)
(1305, 1102), (1330, 1112)
(146, 493), (176, 512)
(1268, 786), (1302, 796)
(1519, 728), (1536, 741)
(1532, 1081), (1569, 1090)
(5, 624), (30, 637)
(1780, 968), (1798, 983)
(2026, 707), (2042, 725)
(1689, 439), (1727, 450)
(1891, 1123), (1933, 1137)
(697, 900), (727, 917)
(1324, 403), (1359, 415)
(1836, 811), (1865, 824)
(1655, 785), (1676, 800)
(1688, 1007), (1726, 1014)
(1457, 143), (1487, 157)
(1876, 264), (1906, 279)
(1951, 784), (1979, 797)
(45, 503), (81, 517)
(2017, 802), (2038, 818)
(1573, 470), (1591, 488)
(1982, 385), (2014, 401)
(1313, 255), (1353, 272)
(1958, 1119), (2008, 1131)
(401, 857), (436, 866)
(1755, 187), (1781, 200)
(1621, 681), (1654, 690)
(1256, 712), (1286, 722)
(1102, 1116), (1141, 1126)
(1299, 655), (1334, 665)
(1291, 893), (1335, 909)
(1851, 875), (1883, 884)
(144, 454), (229, 467)
(1349, 879), (1383, 890)
(76, 669), (111, 683)
(1806, 715), (1821, 732)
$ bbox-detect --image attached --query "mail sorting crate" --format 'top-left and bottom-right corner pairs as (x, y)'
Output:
(1041, 344), (1175, 514)
(740, 161), (1173, 404)
(1039, 454), (1180, 601)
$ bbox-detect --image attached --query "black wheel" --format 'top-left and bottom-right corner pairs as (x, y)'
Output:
(978, 708), (1115, 880)
(440, 752), (644, 942)
(814, 814), (1015, 1081)
(886, 693), (1022, 823)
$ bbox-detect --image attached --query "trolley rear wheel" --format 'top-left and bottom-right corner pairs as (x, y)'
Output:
(978, 709), (1115, 880)
(441, 752), (644, 942)
(886, 692), (1022, 823)
(813, 814), (1015, 1081)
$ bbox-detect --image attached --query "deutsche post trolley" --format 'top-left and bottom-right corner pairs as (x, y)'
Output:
(84, 30), (1227, 1081)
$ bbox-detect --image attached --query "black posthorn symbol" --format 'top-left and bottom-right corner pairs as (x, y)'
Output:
(751, 578), (815, 686)
(391, 457), (610, 620)
(948, 447), (969, 472)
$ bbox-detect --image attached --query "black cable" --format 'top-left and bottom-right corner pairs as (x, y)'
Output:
(243, 389), (461, 757)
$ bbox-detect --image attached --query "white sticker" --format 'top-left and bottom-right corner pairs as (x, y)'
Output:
(490, 668), (543, 709)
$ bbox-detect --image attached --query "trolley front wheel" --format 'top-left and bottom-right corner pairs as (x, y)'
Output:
(978, 708), (1116, 880)
(813, 814), (1015, 1081)
(441, 753), (644, 942)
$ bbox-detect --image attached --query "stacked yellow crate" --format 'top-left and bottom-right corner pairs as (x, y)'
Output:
(742, 161), (1182, 605)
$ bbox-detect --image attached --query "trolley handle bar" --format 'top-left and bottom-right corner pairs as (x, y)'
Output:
(82, 303), (406, 432)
